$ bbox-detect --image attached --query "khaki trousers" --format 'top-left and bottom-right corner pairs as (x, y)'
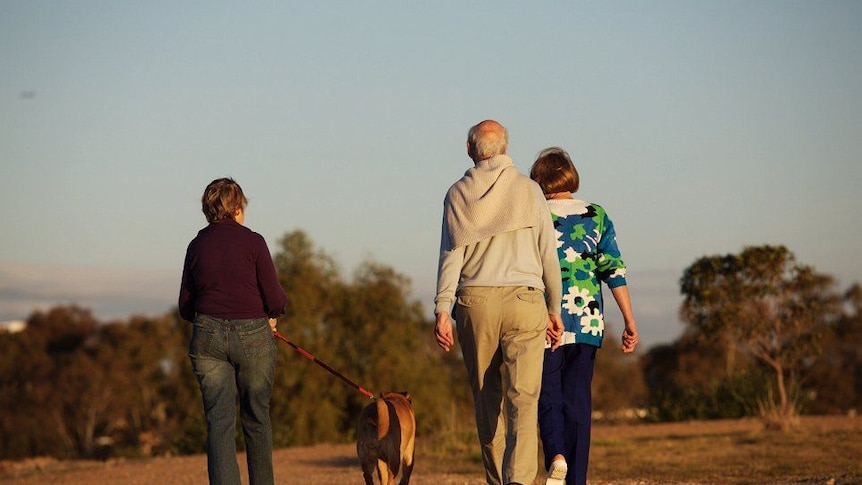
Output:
(455, 286), (547, 485)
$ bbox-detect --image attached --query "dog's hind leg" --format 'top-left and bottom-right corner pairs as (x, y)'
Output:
(362, 468), (375, 485)
(377, 459), (394, 485)
(358, 441), (377, 485)
(399, 459), (414, 485)
(360, 456), (376, 485)
(399, 428), (415, 485)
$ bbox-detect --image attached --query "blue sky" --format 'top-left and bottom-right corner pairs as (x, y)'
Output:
(2, 1), (860, 350)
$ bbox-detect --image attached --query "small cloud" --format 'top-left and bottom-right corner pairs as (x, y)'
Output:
(19, 90), (36, 100)
(0, 262), (178, 322)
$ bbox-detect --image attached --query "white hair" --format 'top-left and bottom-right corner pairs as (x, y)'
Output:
(468, 122), (508, 160)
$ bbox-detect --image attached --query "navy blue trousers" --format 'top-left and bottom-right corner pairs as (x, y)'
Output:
(538, 343), (597, 485)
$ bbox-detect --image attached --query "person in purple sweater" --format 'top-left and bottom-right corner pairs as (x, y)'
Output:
(179, 177), (287, 485)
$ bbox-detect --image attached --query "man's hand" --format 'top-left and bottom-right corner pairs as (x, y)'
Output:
(435, 312), (455, 352)
(547, 314), (564, 351)
(268, 318), (278, 332)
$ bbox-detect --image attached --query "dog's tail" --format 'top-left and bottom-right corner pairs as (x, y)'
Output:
(376, 396), (389, 440)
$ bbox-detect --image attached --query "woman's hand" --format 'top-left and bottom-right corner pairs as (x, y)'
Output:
(547, 314), (564, 351)
(621, 323), (638, 353)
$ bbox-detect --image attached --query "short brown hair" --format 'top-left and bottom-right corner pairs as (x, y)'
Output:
(201, 177), (247, 223)
(529, 147), (579, 195)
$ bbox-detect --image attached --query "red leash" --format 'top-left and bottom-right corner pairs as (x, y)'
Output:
(273, 330), (375, 400)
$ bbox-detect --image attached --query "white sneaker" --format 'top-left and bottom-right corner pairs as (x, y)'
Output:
(545, 459), (567, 485)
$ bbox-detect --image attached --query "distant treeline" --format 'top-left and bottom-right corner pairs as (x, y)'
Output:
(0, 234), (859, 460)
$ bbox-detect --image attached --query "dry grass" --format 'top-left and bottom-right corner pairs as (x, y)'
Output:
(585, 415), (862, 484)
(420, 415), (862, 485)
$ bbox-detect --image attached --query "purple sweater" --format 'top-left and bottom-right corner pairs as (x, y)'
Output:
(179, 219), (287, 322)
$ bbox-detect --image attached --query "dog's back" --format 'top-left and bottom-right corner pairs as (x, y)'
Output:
(356, 392), (415, 485)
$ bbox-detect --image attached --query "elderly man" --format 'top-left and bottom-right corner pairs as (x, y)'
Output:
(435, 119), (563, 485)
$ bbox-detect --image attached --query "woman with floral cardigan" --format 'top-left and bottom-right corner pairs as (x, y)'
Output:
(530, 147), (639, 485)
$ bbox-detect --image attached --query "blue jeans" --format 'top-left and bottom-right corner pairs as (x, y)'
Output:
(538, 343), (597, 485)
(190, 314), (277, 485)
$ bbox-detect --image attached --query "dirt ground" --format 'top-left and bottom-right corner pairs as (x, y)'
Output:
(0, 443), (691, 485)
(2, 443), (488, 485)
(1, 416), (858, 485)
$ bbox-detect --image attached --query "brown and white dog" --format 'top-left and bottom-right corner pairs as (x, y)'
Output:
(356, 391), (416, 485)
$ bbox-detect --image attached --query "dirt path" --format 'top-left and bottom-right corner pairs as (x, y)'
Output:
(1, 443), (492, 485)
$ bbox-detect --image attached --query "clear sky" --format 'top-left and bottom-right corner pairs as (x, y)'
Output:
(2, 1), (860, 350)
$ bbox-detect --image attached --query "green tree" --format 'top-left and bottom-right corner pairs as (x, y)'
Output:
(592, 322), (648, 421)
(270, 230), (344, 445)
(679, 245), (841, 428)
(164, 309), (208, 455)
(807, 283), (862, 414)
(0, 308), (69, 458)
(641, 335), (763, 421)
(0, 306), (102, 458)
(0, 305), (203, 460)
(333, 261), (457, 436)
(94, 313), (200, 457)
(269, 230), (467, 446)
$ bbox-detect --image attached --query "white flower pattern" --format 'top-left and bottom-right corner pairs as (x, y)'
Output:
(548, 200), (627, 347)
(563, 287), (593, 314)
(579, 309), (604, 337)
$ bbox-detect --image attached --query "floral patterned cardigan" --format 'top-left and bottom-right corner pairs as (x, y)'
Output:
(546, 198), (627, 348)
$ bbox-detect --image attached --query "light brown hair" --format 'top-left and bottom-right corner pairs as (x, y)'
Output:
(201, 177), (247, 223)
(529, 147), (580, 195)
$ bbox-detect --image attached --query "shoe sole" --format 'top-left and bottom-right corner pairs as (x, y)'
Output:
(545, 462), (567, 484)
